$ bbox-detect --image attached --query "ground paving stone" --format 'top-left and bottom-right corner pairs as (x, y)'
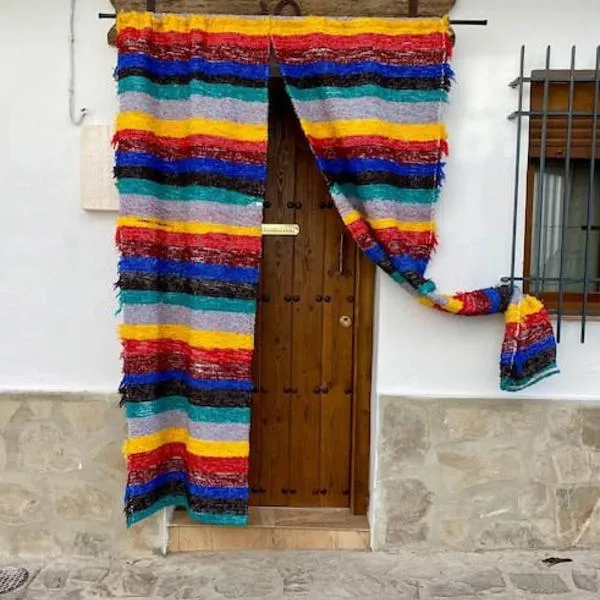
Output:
(6, 550), (600, 599)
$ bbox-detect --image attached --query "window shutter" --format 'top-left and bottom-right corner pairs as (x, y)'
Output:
(529, 70), (600, 160)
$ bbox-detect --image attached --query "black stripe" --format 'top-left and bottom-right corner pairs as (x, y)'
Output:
(126, 482), (247, 516)
(120, 381), (252, 407)
(324, 170), (438, 189)
(117, 67), (265, 89)
(115, 166), (265, 197)
(284, 73), (452, 91)
(500, 348), (557, 381)
(117, 272), (258, 299)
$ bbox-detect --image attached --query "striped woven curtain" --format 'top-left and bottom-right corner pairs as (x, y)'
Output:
(114, 11), (558, 528)
(271, 16), (559, 392)
(114, 12), (270, 527)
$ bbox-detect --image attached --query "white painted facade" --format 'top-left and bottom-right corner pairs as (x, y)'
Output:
(1, 0), (600, 402)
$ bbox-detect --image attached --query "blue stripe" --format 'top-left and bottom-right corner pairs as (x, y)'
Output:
(118, 54), (268, 80)
(116, 152), (266, 181)
(282, 61), (450, 80)
(119, 257), (259, 285)
(391, 254), (428, 277)
(500, 338), (556, 370)
(125, 397), (250, 423)
(122, 372), (253, 390)
(126, 472), (248, 500)
(318, 157), (439, 178)
(483, 287), (505, 315)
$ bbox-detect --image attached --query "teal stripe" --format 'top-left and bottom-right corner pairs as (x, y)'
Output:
(125, 397), (251, 424)
(334, 183), (440, 204)
(126, 495), (247, 528)
(188, 511), (247, 526)
(118, 76), (267, 103)
(117, 179), (262, 204)
(500, 364), (560, 392)
(120, 290), (256, 314)
(287, 85), (448, 104)
(127, 495), (185, 527)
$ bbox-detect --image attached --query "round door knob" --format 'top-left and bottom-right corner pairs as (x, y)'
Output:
(340, 315), (353, 328)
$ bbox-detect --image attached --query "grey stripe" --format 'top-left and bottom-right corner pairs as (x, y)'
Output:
(123, 304), (255, 333)
(331, 193), (433, 222)
(120, 195), (263, 226)
(119, 92), (267, 124)
(129, 410), (250, 440)
(297, 97), (440, 124)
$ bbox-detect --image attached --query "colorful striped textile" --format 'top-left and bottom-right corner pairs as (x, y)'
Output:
(114, 11), (270, 527)
(271, 16), (559, 391)
(114, 11), (558, 527)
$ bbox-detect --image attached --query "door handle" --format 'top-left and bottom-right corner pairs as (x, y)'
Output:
(338, 232), (345, 275)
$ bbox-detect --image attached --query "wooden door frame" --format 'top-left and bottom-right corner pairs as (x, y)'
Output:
(350, 252), (375, 515)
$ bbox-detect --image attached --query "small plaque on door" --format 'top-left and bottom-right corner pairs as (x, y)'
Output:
(261, 224), (300, 236)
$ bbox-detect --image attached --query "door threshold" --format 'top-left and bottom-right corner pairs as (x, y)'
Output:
(168, 507), (370, 552)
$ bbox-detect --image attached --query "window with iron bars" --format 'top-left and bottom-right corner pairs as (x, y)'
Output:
(508, 46), (600, 342)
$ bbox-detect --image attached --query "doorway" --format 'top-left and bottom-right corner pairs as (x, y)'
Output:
(249, 80), (374, 514)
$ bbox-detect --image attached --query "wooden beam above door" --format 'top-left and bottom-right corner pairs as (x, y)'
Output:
(106, 0), (456, 44)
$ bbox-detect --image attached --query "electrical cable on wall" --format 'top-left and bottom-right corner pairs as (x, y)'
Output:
(69, 0), (88, 126)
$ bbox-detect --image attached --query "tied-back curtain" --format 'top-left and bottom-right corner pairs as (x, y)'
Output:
(271, 17), (559, 392)
(114, 12), (270, 526)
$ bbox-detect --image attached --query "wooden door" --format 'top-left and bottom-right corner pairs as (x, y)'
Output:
(249, 81), (362, 509)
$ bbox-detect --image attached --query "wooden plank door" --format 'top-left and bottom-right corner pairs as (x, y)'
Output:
(249, 81), (358, 509)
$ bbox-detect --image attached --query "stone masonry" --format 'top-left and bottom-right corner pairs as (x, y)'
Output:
(3, 549), (600, 599)
(373, 396), (600, 551)
(0, 393), (161, 558)
(4, 392), (600, 557)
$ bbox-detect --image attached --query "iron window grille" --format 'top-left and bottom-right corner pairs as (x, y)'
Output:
(506, 45), (600, 343)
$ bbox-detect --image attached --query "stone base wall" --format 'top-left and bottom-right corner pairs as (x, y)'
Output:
(0, 393), (162, 558)
(372, 396), (600, 551)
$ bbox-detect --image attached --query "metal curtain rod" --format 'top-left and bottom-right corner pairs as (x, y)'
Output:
(97, 12), (487, 25)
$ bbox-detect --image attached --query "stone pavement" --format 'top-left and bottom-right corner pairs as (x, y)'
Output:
(3, 549), (600, 600)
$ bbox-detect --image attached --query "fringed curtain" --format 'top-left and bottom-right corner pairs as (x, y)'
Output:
(271, 16), (559, 392)
(114, 11), (559, 528)
(114, 12), (270, 527)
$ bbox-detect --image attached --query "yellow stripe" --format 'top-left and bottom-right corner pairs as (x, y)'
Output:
(371, 218), (434, 233)
(117, 216), (261, 238)
(505, 295), (545, 324)
(117, 11), (271, 36)
(117, 11), (448, 37)
(304, 119), (445, 142)
(343, 210), (434, 233)
(443, 297), (464, 314)
(271, 15), (450, 37)
(116, 112), (268, 143)
(120, 324), (254, 350)
(124, 428), (249, 457)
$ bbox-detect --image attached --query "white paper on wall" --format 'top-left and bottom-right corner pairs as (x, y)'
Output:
(80, 124), (118, 211)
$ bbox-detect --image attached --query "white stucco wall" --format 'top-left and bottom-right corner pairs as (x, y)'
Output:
(1, 0), (600, 399)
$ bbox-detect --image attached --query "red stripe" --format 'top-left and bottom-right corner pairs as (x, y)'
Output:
(116, 136), (266, 165)
(280, 47), (449, 67)
(318, 145), (442, 165)
(127, 443), (248, 473)
(310, 136), (447, 156)
(118, 239), (261, 268)
(127, 457), (247, 487)
(118, 38), (268, 65)
(122, 341), (254, 365)
(113, 131), (267, 157)
(117, 27), (270, 51)
(272, 32), (452, 52)
(123, 354), (253, 379)
(116, 227), (262, 253)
